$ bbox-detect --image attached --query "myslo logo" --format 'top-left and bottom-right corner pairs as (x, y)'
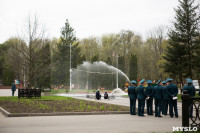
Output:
(173, 127), (198, 131)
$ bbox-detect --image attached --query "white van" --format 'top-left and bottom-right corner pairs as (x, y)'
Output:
(193, 80), (199, 89)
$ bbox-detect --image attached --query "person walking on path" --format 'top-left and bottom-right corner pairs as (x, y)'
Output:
(11, 81), (16, 96)
(128, 80), (137, 115)
(145, 80), (154, 115)
(183, 78), (195, 117)
(166, 78), (178, 118)
(154, 79), (163, 117)
(137, 79), (146, 116)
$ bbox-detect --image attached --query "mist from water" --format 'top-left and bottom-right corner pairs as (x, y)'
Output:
(71, 61), (130, 90)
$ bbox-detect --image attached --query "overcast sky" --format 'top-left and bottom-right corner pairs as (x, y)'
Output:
(0, 0), (180, 43)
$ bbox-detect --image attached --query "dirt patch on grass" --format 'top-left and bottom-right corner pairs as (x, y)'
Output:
(0, 98), (129, 113)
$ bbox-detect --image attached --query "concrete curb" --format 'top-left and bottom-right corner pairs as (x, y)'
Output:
(0, 107), (129, 117)
(0, 107), (11, 117)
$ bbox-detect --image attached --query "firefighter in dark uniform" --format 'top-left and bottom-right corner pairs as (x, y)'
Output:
(154, 79), (163, 117)
(128, 80), (137, 115)
(96, 89), (101, 100)
(166, 78), (178, 118)
(183, 78), (195, 117)
(146, 80), (154, 115)
(162, 80), (169, 115)
(137, 79), (146, 116)
(104, 92), (109, 99)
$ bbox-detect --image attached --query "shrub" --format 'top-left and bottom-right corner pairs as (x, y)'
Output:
(100, 105), (105, 110)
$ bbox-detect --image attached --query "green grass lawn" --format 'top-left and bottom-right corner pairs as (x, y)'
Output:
(122, 95), (128, 98)
(0, 96), (129, 113)
(0, 95), (70, 101)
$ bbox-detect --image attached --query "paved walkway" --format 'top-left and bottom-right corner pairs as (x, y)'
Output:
(0, 89), (182, 133)
(0, 89), (18, 97)
(0, 112), (181, 133)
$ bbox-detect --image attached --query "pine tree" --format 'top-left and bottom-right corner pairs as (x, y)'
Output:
(196, 46), (200, 78)
(163, 33), (186, 83)
(52, 19), (78, 86)
(164, 0), (200, 79)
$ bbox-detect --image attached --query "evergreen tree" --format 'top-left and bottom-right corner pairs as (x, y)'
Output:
(52, 19), (78, 86)
(196, 46), (200, 78)
(129, 54), (138, 80)
(163, 35), (186, 83)
(165, 0), (200, 79)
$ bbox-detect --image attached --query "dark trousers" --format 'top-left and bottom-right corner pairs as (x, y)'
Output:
(138, 99), (145, 116)
(164, 100), (169, 115)
(169, 99), (178, 117)
(155, 99), (162, 117)
(161, 99), (164, 114)
(96, 95), (101, 100)
(130, 99), (136, 115)
(146, 99), (153, 115)
(12, 90), (15, 96)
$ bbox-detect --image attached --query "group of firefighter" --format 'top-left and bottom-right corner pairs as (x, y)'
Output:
(96, 89), (108, 100)
(128, 78), (196, 117)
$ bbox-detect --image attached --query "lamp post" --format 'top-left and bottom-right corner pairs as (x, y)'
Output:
(69, 42), (72, 91)
(66, 42), (76, 92)
(116, 53), (118, 89)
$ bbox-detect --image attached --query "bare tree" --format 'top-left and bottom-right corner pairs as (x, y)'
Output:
(146, 26), (167, 79)
(8, 14), (50, 87)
